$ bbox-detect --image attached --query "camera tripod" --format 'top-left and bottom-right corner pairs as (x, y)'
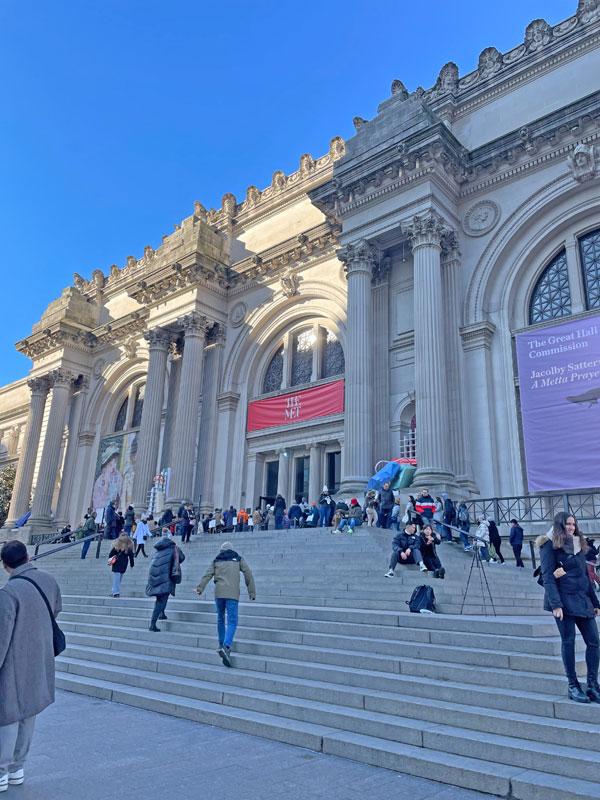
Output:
(460, 542), (497, 616)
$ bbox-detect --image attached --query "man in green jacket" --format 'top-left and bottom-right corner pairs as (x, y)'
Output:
(195, 541), (256, 667)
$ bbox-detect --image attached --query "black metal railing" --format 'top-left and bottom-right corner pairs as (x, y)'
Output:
(466, 491), (600, 525)
(30, 532), (103, 561)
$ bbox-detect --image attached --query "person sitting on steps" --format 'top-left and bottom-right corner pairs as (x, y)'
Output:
(385, 522), (427, 577)
(420, 524), (445, 578)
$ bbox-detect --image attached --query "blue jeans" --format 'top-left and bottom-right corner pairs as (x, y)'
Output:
(274, 514), (283, 530)
(111, 572), (122, 595)
(338, 518), (359, 532)
(81, 538), (92, 559)
(378, 509), (392, 529)
(478, 544), (491, 561)
(319, 506), (329, 527)
(215, 598), (239, 648)
(459, 528), (470, 548)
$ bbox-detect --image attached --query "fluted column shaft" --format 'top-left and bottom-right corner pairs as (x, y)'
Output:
(276, 449), (290, 501)
(133, 328), (171, 513)
(409, 213), (453, 484)
(167, 314), (209, 506)
(29, 370), (74, 526)
(55, 377), (89, 525)
(338, 240), (376, 494)
(4, 377), (49, 527)
(308, 443), (322, 504)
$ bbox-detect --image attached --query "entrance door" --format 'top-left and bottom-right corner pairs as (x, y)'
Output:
(265, 460), (279, 501)
(294, 456), (309, 503)
(326, 451), (341, 494)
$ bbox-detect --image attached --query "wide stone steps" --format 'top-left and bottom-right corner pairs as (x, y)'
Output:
(19, 528), (600, 799)
(55, 673), (600, 800)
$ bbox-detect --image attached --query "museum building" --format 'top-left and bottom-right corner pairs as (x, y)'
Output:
(2, 0), (600, 536)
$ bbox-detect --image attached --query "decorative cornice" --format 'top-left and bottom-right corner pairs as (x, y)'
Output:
(229, 221), (340, 292)
(128, 257), (229, 305)
(93, 310), (150, 349)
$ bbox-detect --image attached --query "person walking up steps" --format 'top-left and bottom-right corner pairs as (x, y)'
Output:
(133, 515), (150, 557)
(146, 528), (185, 632)
(195, 541), (256, 668)
(510, 519), (525, 567)
(107, 534), (135, 597)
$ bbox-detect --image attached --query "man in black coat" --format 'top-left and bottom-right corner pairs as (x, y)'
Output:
(384, 523), (427, 576)
(145, 529), (185, 631)
(378, 482), (394, 530)
(274, 494), (286, 530)
(509, 519), (525, 567)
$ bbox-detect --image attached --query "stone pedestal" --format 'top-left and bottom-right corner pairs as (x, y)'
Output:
(28, 369), (75, 531)
(337, 240), (376, 495)
(132, 328), (171, 514)
(167, 313), (209, 508)
(408, 213), (455, 491)
(3, 376), (50, 531)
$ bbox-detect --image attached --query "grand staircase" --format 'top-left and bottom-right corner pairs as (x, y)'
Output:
(15, 528), (600, 799)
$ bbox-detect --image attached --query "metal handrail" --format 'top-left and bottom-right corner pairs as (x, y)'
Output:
(30, 532), (103, 562)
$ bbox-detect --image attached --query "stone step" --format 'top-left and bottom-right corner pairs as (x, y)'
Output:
(61, 640), (600, 750)
(58, 608), (569, 672)
(53, 673), (600, 800)
(59, 601), (563, 654)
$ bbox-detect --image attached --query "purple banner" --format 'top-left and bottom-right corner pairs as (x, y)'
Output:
(515, 314), (600, 491)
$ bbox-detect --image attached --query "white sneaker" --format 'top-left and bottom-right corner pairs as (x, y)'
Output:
(0, 774), (7, 793)
(488, 559), (497, 564)
(8, 769), (24, 786)
(419, 562), (428, 572)
(384, 570), (394, 578)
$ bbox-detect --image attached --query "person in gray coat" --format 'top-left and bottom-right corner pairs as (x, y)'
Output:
(145, 528), (185, 632)
(0, 540), (62, 791)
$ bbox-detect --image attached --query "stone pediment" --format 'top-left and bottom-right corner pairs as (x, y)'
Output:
(32, 286), (98, 333)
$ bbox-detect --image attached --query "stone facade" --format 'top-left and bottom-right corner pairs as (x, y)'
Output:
(2, 2), (600, 536)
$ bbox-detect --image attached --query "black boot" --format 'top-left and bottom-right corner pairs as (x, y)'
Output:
(433, 569), (440, 578)
(149, 624), (161, 632)
(439, 568), (445, 579)
(158, 613), (167, 620)
(586, 680), (600, 703)
(568, 682), (591, 703)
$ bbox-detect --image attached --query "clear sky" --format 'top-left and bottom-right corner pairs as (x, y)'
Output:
(1, 0), (574, 386)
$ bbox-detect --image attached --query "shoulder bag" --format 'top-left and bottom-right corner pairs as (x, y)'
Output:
(11, 574), (66, 656)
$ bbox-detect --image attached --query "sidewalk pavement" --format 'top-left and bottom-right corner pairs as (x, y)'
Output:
(15, 690), (491, 800)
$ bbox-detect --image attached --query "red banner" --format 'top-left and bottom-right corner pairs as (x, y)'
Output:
(247, 379), (344, 432)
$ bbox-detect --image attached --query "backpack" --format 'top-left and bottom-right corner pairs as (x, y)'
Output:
(458, 506), (469, 524)
(406, 585), (436, 614)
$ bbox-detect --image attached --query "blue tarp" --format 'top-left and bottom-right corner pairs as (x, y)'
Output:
(366, 461), (402, 491)
(15, 511), (31, 528)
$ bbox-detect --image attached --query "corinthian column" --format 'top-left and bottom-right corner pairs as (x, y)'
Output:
(29, 369), (75, 529)
(167, 313), (210, 507)
(132, 327), (171, 514)
(337, 239), (377, 495)
(55, 376), (90, 525)
(408, 212), (454, 488)
(308, 443), (322, 504)
(3, 376), (50, 528)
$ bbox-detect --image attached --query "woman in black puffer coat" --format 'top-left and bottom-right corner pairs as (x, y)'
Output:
(538, 512), (600, 704)
(146, 529), (185, 631)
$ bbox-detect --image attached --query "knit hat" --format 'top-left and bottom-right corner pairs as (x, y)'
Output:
(350, 498), (358, 505)
(220, 541), (233, 551)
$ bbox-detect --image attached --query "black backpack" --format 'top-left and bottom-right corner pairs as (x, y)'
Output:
(406, 584), (436, 614)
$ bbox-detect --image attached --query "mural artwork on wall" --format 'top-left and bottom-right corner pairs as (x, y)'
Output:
(92, 432), (138, 515)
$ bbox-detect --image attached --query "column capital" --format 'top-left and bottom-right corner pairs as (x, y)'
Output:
(441, 231), (461, 265)
(407, 211), (449, 251)
(48, 368), (76, 389)
(27, 376), (50, 396)
(337, 239), (378, 278)
(180, 312), (211, 338)
(144, 327), (171, 350)
(372, 255), (391, 286)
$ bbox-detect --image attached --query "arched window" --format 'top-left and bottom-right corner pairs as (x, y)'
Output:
(131, 385), (145, 428)
(579, 228), (600, 309)
(263, 346), (284, 393)
(322, 330), (345, 379)
(114, 399), (128, 433)
(291, 329), (314, 386)
(529, 250), (571, 325)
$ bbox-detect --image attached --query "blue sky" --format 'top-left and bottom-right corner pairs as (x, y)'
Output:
(1, 0), (574, 386)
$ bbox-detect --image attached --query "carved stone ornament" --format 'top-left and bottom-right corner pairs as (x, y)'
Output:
(27, 376), (50, 395)
(462, 200), (501, 237)
(391, 79), (409, 100)
(434, 62), (459, 95)
(353, 116), (366, 131)
(49, 368), (75, 388)
(245, 185), (261, 206)
(229, 301), (247, 328)
(144, 328), (171, 349)
(477, 47), (503, 79)
(568, 143), (597, 183)
(577, 0), (600, 25)
(407, 212), (448, 250)
(299, 153), (315, 176)
(221, 192), (237, 219)
(329, 136), (345, 160)
(280, 270), (302, 298)
(337, 239), (378, 276)
(524, 19), (552, 52)
(180, 312), (210, 337)
(272, 171), (287, 192)
(92, 358), (106, 379)
(123, 337), (138, 360)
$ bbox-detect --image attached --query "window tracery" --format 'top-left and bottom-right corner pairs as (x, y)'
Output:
(529, 250), (571, 324)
